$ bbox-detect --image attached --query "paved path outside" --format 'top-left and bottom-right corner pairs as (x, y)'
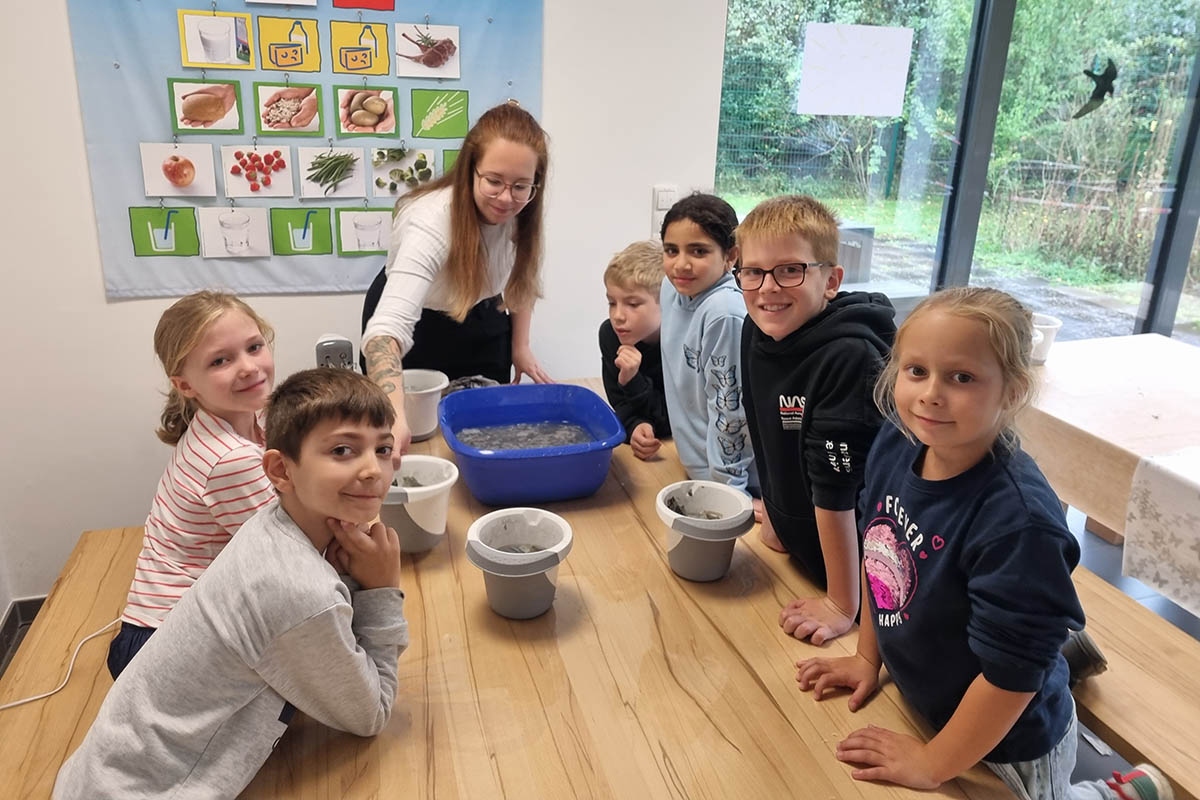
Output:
(871, 239), (1200, 346)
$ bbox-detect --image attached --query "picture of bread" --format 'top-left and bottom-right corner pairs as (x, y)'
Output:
(181, 93), (227, 122)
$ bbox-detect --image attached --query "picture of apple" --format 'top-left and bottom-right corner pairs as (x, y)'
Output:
(162, 155), (196, 187)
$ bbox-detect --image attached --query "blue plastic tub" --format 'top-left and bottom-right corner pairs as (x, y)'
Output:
(438, 384), (624, 506)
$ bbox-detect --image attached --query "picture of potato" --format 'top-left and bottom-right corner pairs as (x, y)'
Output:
(349, 91), (369, 113)
(350, 109), (381, 127)
(362, 97), (387, 116)
(181, 92), (227, 122)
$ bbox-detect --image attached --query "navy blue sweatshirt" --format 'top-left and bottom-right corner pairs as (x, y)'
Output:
(860, 423), (1086, 763)
(742, 291), (895, 582)
(599, 320), (671, 444)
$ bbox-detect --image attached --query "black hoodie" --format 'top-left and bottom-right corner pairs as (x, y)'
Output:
(741, 291), (896, 583)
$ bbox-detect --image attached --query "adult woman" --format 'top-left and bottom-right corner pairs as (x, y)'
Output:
(361, 102), (552, 455)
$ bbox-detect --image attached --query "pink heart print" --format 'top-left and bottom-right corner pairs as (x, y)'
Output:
(932, 535), (945, 550)
(919, 551), (928, 559)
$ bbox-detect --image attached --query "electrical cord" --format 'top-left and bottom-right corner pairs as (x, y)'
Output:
(0, 618), (119, 711)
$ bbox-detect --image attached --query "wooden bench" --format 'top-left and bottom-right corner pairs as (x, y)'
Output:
(1071, 567), (1200, 800)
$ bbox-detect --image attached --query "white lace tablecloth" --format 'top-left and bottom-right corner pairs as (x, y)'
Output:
(1123, 446), (1200, 616)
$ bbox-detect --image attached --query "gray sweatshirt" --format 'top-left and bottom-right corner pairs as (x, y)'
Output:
(54, 501), (408, 799)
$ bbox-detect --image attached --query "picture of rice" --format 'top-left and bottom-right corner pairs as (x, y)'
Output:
(863, 521), (916, 611)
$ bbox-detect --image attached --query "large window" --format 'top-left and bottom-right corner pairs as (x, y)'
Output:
(716, 0), (1200, 340)
(973, 0), (1200, 345)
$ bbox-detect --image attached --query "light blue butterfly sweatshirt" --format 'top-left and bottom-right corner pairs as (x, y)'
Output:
(660, 271), (758, 493)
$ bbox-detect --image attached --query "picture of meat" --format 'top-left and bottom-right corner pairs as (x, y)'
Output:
(395, 23), (460, 79)
(399, 26), (456, 67)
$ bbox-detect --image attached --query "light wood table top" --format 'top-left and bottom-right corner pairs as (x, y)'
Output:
(0, 380), (1013, 799)
(1017, 333), (1200, 537)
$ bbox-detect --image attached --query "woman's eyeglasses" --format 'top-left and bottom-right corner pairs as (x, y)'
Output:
(475, 171), (538, 203)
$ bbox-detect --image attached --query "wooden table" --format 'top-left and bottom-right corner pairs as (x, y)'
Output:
(1017, 333), (1200, 544)
(0, 383), (1013, 799)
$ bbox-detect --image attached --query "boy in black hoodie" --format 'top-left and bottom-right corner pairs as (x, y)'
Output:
(735, 195), (895, 645)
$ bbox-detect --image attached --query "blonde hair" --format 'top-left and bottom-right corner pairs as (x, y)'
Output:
(873, 287), (1036, 450)
(603, 240), (664, 296)
(396, 101), (548, 321)
(735, 195), (840, 265)
(155, 291), (275, 446)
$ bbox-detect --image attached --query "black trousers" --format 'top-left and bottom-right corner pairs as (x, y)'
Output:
(361, 267), (513, 383)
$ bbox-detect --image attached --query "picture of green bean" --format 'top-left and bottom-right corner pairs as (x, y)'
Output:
(306, 151), (359, 196)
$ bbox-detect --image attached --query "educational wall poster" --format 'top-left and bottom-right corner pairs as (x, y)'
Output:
(65, 0), (542, 298)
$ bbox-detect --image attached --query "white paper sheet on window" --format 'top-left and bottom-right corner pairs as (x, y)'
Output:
(795, 23), (914, 117)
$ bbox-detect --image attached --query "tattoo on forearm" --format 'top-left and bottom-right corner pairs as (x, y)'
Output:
(363, 337), (403, 394)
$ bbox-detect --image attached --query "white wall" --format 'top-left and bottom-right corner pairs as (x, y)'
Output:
(0, 0), (728, 606)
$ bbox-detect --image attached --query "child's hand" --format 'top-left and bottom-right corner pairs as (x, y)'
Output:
(757, 503), (789, 551)
(630, 422), (661, 459)
(324, 538), (351, 574)
(836, 725), (942, 789)
(614, 345), (642, 386)
(795, 653), (880, 711)
(780, 595), (855, 645)
(325, 518), (402, 590)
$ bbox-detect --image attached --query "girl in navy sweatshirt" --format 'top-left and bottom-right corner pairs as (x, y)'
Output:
(795, 288), (1171, 800)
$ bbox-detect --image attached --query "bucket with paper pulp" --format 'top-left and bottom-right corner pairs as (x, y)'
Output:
(655, 480), (754, 582)
(465, 507), (573, 619)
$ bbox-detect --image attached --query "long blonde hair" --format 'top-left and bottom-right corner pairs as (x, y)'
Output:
(873, 287), (1037, 450)
(155, 291), (275, 445)
(398, 101), (548, 321)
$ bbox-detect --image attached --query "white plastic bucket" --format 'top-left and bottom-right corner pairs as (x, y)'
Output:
(655, 481), (754, 582)
(379, 455), (458, 553)
(1031, 313), (1063, 365)
(403, 369), (449, 441)
(465, 508), (573, 619)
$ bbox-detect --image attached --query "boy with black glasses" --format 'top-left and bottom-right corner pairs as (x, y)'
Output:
(734, 195), (895, 645)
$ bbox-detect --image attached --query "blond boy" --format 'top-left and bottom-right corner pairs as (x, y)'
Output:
(734, 196), (895, 644)
(599, 240), (671, 459)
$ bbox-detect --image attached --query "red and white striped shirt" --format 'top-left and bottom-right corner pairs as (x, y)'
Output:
(120, 409), (274, 628)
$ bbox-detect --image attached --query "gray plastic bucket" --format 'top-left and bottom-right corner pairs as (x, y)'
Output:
(655, 481), (754, 582)
(465, 508), (573, 619)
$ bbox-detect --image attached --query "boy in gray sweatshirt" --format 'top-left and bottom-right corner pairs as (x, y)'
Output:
(55, 368), (409, 799)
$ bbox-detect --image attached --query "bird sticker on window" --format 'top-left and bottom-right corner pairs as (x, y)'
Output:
(1072, 58), (1117, 119)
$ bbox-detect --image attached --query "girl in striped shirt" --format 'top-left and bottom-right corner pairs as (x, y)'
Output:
(107, 291), (276, 679)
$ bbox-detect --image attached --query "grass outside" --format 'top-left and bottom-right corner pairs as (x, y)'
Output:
(722, 190), (1200, 331)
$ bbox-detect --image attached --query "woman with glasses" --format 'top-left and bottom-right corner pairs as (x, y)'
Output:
(361, 101), (551, 456)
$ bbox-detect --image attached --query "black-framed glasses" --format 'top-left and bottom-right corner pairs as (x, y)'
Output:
(732, 262), (830, 290)
(474, 170), (538, 203)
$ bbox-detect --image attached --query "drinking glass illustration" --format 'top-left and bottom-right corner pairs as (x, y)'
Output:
(219, 211), (250, 254)
(289, 224), (313, 250)
(147, 221), (176, 252)
(353, 214), (382, 250)
(198, 18), (231, 63)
